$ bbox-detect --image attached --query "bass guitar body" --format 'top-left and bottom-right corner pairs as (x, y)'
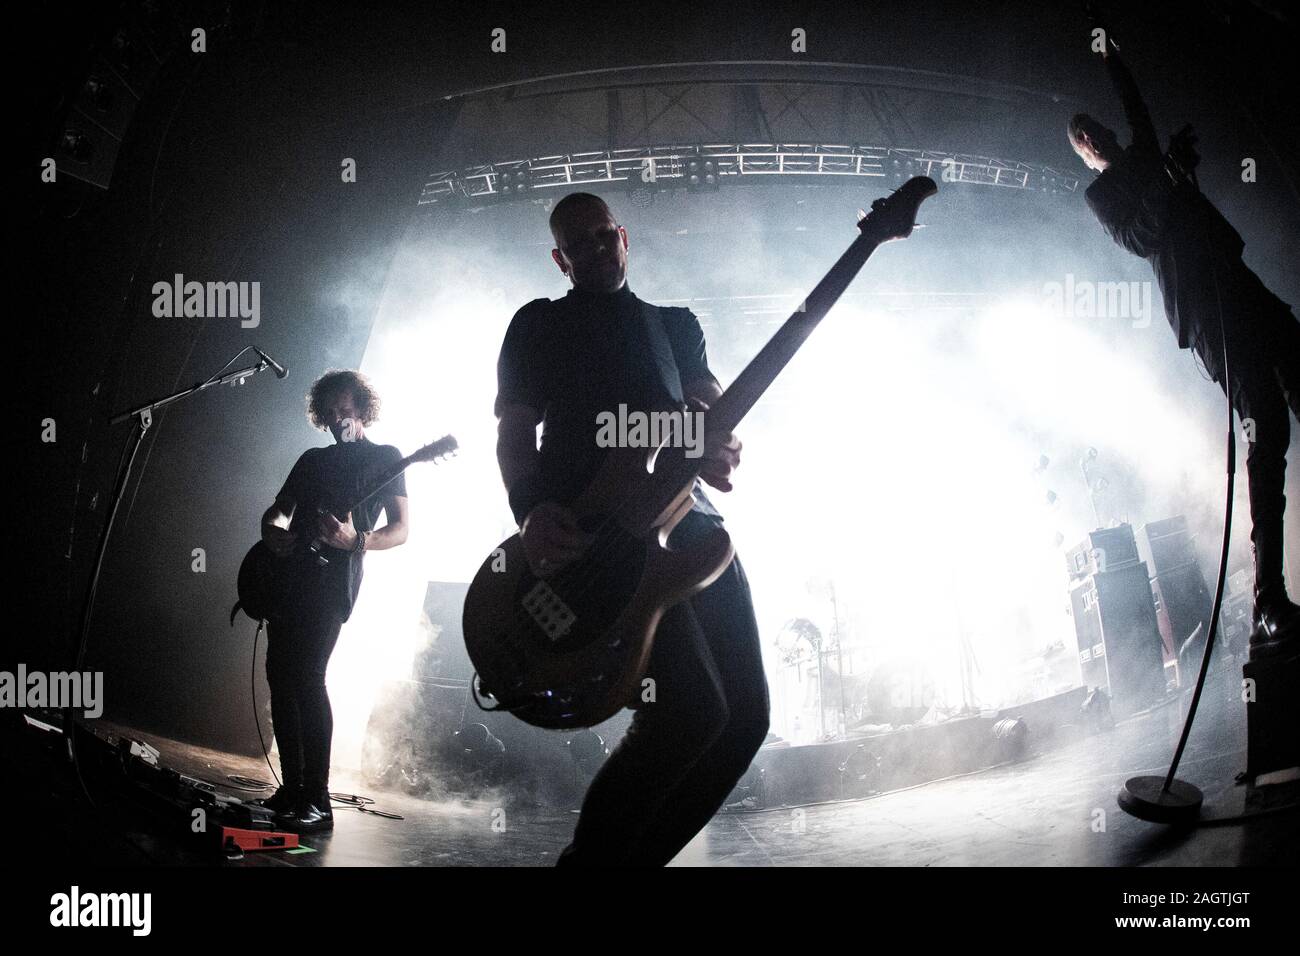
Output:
(463, 441), (734, 730)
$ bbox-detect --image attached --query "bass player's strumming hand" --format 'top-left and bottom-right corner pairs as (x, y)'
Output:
(316, 510), (359, 550)
(521, 501), (593, 577)
(689, 397), (742, 493)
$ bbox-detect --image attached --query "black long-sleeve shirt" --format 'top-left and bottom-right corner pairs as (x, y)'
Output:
(1083, 55), (1251, 361)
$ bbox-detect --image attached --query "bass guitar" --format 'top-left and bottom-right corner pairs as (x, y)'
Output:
(462, 176), (937, 729)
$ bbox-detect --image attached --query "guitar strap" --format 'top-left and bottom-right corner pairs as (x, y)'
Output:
(636, 299), (722, 519)
(637, 300), (686, 405)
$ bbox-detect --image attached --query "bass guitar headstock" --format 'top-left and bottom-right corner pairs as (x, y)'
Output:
(857, 176), (938, 244)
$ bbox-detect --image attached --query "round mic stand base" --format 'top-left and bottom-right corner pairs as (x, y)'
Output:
(1118, 775), (1203, 825)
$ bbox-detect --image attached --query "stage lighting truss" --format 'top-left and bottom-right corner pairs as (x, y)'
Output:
(417, 144), (1079, 206)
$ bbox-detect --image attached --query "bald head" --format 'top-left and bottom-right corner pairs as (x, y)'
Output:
(549, 192), (613, 240)
(548, 192), (629, 293)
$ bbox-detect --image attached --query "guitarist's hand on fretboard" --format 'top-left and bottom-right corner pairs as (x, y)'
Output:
(316, 510), (359, 551)
(690, 396), (743, 493)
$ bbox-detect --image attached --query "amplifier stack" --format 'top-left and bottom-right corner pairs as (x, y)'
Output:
(1066, 524), (1167, 716)
(1137, 515), (1213, 682)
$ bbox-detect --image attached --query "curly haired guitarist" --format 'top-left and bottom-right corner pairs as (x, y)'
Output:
(257, 369), (410, 831)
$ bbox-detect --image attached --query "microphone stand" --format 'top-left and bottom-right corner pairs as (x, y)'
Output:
(107, 358), (276, 427)
(66, 353), (282, 770)
(1118, 160), (1231, 826)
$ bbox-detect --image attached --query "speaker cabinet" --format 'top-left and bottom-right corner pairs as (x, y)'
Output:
(1069, 562), (1167, 716)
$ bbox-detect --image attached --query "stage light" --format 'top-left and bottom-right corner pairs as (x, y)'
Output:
(686, 153), (719, 192)
(84, 77), (114, 111)
(369, 735), (428, 795)
(991, 717), (1029, 761)
(566, 729), (609, 779)
(60, 131), (94, 162)
(498, 168), (530, 195)
(452, 722), (505, 775)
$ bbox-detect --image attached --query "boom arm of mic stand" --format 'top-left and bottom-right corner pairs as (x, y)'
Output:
(73, 356), (281, 703)
(108, 359), (273, 426)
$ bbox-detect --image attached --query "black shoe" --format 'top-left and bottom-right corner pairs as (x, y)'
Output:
(277, 792), (334, 833)
(255, 785), (300, 815)
(1249, 593), (1300, 660)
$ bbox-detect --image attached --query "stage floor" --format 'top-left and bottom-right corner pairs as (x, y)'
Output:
(30, 683), (1298, 867)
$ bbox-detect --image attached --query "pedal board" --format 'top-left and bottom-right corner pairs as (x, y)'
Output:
(222, 826), (300, 853)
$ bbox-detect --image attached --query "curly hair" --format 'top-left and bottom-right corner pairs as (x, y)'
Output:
(306, 369), (382, 431)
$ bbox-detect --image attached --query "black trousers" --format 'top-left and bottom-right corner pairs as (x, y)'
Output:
(266, 593), (346, 796)
(557, 509), (771, 866)
(1195, 287), (1300, 601)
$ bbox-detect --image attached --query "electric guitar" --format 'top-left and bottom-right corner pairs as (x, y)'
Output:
(462, 176), (938, 729)
(232, 434), (458, 624)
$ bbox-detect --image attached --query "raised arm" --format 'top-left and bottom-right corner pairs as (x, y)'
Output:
(1103, 52), (1159, 156)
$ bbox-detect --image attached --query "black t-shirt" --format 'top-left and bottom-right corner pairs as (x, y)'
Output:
(276, 436), (407, 618)
(495, 283), (721, 518)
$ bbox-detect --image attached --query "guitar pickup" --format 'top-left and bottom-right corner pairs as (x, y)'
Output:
(522, 580), (576, 642)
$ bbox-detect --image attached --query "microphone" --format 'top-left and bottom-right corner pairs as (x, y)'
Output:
(253, 347), (288, 379)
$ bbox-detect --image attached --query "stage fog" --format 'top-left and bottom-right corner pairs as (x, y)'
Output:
(322, 178), (1280, 772)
